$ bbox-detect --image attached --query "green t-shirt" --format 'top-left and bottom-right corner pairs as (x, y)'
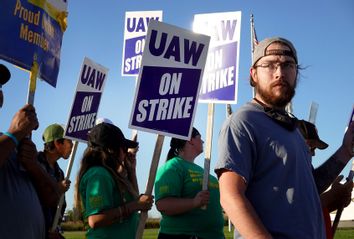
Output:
(154, 157), (225, 239)
(79, 166), (138, 239)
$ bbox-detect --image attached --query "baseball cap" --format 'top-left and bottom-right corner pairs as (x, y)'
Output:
(95, 117), (113, 125)
(88, 122), (138, 150)
(42, 124), (65, 143)
(252, 37), (298, 66)
(170, 127), (201, 149)
(297, 120), (328, 149)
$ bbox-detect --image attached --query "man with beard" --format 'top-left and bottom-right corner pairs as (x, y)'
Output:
(215, 37), (354, 239)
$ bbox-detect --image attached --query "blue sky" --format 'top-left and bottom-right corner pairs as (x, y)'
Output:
(1, 0), (353, 218)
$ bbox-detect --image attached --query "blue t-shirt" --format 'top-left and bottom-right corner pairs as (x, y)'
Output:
(0, 150), (45, 239)
(215, 102), (325, 239)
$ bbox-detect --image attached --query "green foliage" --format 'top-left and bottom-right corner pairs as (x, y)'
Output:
(61, 231), (85, 239)
(61, 221), (84, 231)
(145, 218), (160, 229)
(65, 209), (74, 222)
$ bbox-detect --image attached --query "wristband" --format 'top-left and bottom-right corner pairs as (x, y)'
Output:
(4, 132), (19, 146)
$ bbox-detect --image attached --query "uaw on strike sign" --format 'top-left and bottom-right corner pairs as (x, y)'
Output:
(122, 11), (163, 76)
(65, 57), (109, 142)
(129, 20), (210, 140)
(193, 11), (242, 104)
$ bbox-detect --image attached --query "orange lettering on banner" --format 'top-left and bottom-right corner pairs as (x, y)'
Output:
(14, 0), (41, 26)
(19, 23), (49, 51)
(13, 0), (56, 51)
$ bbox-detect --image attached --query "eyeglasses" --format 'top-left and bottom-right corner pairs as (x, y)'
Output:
(255, 61), (297, 72)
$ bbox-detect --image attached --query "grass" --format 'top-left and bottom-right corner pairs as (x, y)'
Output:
(62, 227), (353, 239)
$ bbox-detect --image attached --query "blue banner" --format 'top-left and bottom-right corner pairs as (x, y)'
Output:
(0, 0), (67, 87)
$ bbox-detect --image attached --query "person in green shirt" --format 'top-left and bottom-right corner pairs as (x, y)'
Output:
(74, 122), (154, 239)
(154, 127), (225, 239)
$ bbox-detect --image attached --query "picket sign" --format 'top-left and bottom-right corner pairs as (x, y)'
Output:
(225, 103), (233, 231)
(135, 134), (165, 239)
(130, 77), (139, 140)
(308, 101), (319, 124)
(27, 56), (39, 105)
(122, 11), (163, 76)
(26, 56), (38, 140)
(201, 103), (215, 210)
(130, 20), (210, 238)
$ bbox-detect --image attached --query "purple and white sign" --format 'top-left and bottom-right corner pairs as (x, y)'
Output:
(121, 11), (163, 77)
(65, 57), (109, 142)
(129, 20), (210, 140)
(193, 11), (242, 104)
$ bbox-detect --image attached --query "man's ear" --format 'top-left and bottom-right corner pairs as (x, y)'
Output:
(250, 67), (258, 85)
(53, 139), (63, 148)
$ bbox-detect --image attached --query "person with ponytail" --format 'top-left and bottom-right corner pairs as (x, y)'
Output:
(74, 122), (153, 239)
(154, 127), (225, 239)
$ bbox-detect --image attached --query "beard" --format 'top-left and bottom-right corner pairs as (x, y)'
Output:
(256, 80), (296, 108)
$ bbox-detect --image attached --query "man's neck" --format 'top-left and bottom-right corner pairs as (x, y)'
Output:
(253, 97), (286, 111)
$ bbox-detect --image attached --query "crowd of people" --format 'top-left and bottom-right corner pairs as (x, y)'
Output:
(0, 35), (353, 239)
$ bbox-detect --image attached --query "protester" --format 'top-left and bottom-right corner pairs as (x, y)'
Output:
(154, 127), (225, 239)
(215, 37), (354, 239)
(74, 122), (153, 239)
(0, 64), (60, 239)
(38, 123), (74, 239)
(298, 120), (353, 239)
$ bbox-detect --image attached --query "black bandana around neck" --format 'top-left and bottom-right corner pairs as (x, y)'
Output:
(253, 98), (298, 131)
